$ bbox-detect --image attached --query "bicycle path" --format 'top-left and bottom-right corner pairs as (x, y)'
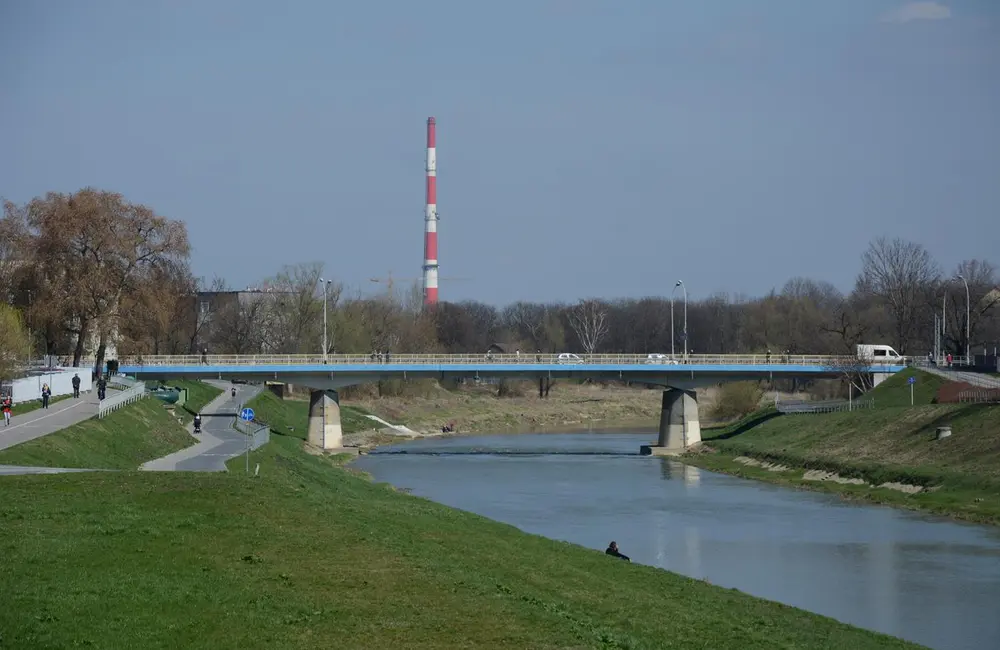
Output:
(141, 381), (263, 472)
(0, 391), (103, 452)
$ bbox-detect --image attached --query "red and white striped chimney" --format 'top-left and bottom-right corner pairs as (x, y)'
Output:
(422, 117), (439, 306)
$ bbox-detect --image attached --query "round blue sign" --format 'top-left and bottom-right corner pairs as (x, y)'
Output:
(907, 376), (916, 385)
(240, 407), (255, 421)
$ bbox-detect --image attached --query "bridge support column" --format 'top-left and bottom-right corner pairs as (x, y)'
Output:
(308, 390), (344, 450)
(641, 389), (701, 456)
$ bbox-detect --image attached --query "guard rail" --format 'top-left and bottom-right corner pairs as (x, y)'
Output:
(98, 380), (147, 419)
(102, 353), (905, 367)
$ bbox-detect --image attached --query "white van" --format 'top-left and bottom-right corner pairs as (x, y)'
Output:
(856, 344), (905, 363)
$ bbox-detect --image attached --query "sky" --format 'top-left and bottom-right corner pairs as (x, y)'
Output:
(1, 0), (998, 305)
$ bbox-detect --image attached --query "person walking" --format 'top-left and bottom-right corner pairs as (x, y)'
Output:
(72, 373), (81, 398)
(2, 396), (11, 426)
(97, 376), (107, 401)
(41, 383), (51, 409)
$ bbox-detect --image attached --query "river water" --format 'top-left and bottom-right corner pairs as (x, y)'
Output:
(353, 432), (1000, 650)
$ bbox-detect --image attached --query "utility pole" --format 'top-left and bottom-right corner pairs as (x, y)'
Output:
(675, 280), (688, 358)
(319, 278), (331, 361)
(957, 274), (971, 364)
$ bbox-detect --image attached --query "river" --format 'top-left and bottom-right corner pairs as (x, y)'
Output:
(353, 431), (1000, 650)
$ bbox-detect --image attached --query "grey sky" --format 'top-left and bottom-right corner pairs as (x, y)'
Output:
(2, 0), (998, 305)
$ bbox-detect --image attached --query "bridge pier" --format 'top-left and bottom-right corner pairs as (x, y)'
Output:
(640, 389), (701, 456)
(308, 390), (344, 450)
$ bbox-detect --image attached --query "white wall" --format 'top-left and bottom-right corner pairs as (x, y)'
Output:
(11, 369), (93, 404)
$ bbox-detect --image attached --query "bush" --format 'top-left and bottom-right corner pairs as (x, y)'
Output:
(711, 381), (764, 421)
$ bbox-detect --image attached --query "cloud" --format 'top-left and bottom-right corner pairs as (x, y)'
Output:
(881, 2), (952, 24)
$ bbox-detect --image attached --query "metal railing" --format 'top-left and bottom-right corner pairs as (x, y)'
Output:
(958, 390), (1000, 404)
(777, 398), (875, 414)
(234, 418), (271, 450)
(98, 380), (147, 419)
(102, 353), (906, 368)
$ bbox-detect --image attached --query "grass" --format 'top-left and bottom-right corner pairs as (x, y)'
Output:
(10, 394), (71, 415)
(0, 397), (196, 470)
(864, 367), (948, 406)
(688, 370), (1000, 524)
(249, 390), (393, 436)
(344, 381), (665, 434)
(0, 401), (921, 649)
(158, 379), (224, 424)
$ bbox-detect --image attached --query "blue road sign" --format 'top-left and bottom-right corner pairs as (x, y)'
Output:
(240, 407), (255, 422)
(907, 376), (916, 385)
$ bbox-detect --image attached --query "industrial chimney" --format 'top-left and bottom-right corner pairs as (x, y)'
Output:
(422, 117), (439, 306)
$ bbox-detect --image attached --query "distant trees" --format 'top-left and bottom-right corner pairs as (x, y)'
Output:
(856, 237), (940, 354)
(1, 188), (997, 385)
(2, 189), (191, 372)
(0, 304), (30, 381)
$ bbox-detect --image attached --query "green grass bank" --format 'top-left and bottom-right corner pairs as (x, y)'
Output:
(160, 379), (224, 424)
(0, 392), (922, 649)
(685, 369), (1000, 525)
(0, 397), (196, 470)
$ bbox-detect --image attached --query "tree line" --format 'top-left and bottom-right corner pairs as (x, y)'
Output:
(2, 189), (998, 379)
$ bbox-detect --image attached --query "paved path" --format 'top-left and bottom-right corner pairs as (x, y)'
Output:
(0, 465), (109, 476)
(0, 391), (103, 452)
(141, 381), (263, 472)
(921, 365), (1000, 389)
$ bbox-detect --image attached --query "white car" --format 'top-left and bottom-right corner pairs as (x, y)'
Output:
(645, 353), (679, 365)
(556, 353), (584, 364)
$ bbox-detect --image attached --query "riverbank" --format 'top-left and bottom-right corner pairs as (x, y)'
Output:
(341, 381), (689, 436)
(682, 369), (1000, 525)
(10, 386), (927, 649)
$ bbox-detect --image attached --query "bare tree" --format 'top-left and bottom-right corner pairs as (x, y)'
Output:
(856, 237), (940, 354)
(263, 262), (325, 354)
(502, 302), (549, 351)
(828, 351), (876, 396)
(944, 260), (1000, 354)
(568, 299), (609, 354)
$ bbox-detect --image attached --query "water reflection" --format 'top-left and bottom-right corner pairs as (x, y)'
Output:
(356, 432), (1000, 650)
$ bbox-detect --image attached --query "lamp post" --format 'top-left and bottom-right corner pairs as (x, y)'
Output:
(319, 278), (331, 362)
(672, 281), (687, 358)
(956, 274), (970, 364)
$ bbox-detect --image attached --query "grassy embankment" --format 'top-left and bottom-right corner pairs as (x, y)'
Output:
(0, 388), (922, 649)
(0, 381), (223, 470)
(686, 368), (1000, 525)
(161, 379), (225, 424)
(343, 380), (668, 434)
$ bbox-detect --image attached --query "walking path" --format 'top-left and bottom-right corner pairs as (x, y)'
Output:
(0, 391), (104, 452)
(921, 365), (1000, 389)
(141, 381), (263, 472)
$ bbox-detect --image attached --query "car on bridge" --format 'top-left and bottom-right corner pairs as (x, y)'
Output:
(556, 353), (584, 364)
(644, 353), (679, 365)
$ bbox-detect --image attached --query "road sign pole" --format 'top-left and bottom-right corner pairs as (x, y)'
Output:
(239, 407), (255, 476)
(907, 375), (916, 406)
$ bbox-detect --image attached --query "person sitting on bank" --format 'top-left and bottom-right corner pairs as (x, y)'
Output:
(605, 541), (630, 562)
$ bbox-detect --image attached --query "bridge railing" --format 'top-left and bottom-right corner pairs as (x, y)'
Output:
(98, 380), (147, 419)
(105, 353), (884, 367)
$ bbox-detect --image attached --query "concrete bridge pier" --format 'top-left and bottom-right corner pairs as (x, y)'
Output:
(641, 389), (701, 456)
(307, 389), (344, 450)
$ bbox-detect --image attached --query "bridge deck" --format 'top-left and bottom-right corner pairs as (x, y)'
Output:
(111, 354), (906, 381)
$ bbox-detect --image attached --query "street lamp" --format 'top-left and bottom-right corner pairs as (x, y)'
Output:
(319, 278), (332, 362)
(671, 281), (687, 358)
(956, 274), (970, 364)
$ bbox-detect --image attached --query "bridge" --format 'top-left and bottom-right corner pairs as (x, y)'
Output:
(111, 353), (907, 455)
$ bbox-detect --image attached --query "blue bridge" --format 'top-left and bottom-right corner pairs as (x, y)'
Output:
(111, 353), (906, 455)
